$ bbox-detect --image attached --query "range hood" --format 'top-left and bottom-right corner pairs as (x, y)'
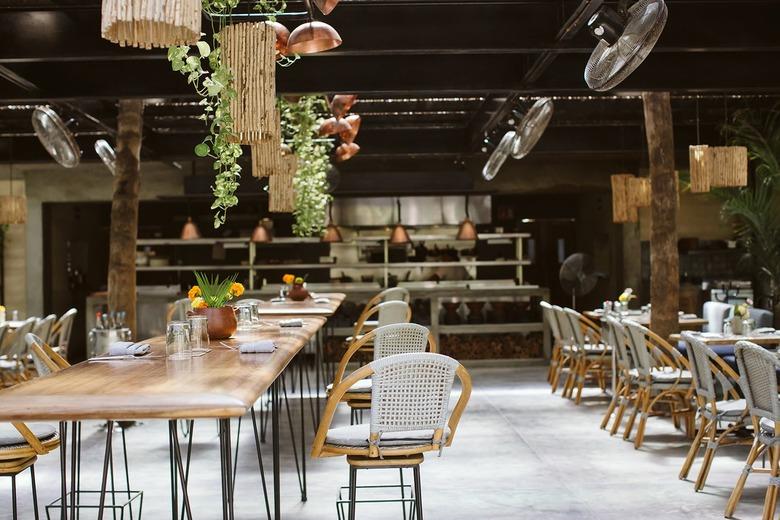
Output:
(333, 195), (491, 227)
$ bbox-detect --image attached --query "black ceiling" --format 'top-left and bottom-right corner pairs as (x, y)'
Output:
(0, 0), (779, 190)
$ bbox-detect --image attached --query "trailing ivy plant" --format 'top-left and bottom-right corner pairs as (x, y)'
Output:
(279, 96), (334, 236)
(168, 0), (242, 228)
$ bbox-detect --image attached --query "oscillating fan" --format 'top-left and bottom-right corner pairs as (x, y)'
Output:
(31, 106), (81, 168)
(482, 130), (515, 181)
(559, 253), (599, 308)
(511, 98), (554, 160)
(584, 0), (668, 91)
(94, 139), (117, 176)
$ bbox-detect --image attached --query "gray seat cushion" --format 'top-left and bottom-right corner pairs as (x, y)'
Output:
(326, 378), (372, 394)
(703, 399), (747, 420)
(0, 423), (57, 447)
(325, 423), (450, 448)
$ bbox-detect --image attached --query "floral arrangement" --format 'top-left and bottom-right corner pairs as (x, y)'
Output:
(282, 273), (305, 286)
(188, 271), (244, 310)
(618, 288), (636, 304)
(734, 299), (753, 319)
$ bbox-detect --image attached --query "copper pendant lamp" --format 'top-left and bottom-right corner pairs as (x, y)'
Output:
(456, 195), (478, 241)
(321, 202), (343, 243)
(287, 0), (342, 55)
(313, 0), (340, 15)
(251, 218), (273, 243)
(180, 216), (201, 240)
(389, 198), (411, 245)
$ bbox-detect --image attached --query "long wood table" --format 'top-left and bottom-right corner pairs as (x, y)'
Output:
(670, 331), (780, 346)
(254, 292), (345, 316)
(0, 315), (329, 520)
(584, 310), (708, 331)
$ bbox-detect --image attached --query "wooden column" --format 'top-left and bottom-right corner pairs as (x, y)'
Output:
(642, 92), (678, 340)
(108, 100), (143, 336)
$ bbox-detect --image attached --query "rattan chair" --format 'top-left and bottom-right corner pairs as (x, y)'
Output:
(600, 317), (638, 434)
(0, 318), (36, 386)
(49, 308), (77, 359)
(678, 332), (750, 491)
(354, 288), (411, 333)
(0, 421), (60, 519)
(540, 301), (562, 386)
(622, 320), (694, 448)
(31, 315), (56, 345)
(313, 352), (472, 520)
(27, 334), (69, 377)
(561, 307), (610, 404)
(725, 341), (780, 519)
(328, 323), (437, 413)
(350, 299), (412, 342)
(166, 297), (192, 323)
(550, 305), (576, 394)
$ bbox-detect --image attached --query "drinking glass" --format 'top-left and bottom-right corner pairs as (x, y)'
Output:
(235, 304), (254, 331)
(188, 315), (210, 353)
(166, 321), (192, 360)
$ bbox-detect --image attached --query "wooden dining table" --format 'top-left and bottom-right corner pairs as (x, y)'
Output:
(584, 310), (708, 331)
(669, 331), (780, 346)
(254, 292), (345, 316)
(0, 315), (330, 520)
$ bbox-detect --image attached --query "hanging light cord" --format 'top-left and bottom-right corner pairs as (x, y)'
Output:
(695, 97), (700, 145)
(396, 198), (402, 223)
(464, 194), (470, 220)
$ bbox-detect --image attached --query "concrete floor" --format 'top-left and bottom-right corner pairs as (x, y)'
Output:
(0, 364), (770, 519)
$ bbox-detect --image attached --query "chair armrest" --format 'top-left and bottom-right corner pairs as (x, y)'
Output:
(332, 329), (378, 388)
(445, 364), (473, 447)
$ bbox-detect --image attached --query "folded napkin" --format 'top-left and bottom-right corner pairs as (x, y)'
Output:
(239, 340), (276, 353)
(680, 313), (698, 319)
(108, 342), (151, 356)
(279, 318), (303, 328)
(314, 297), (330, 304)
(270, 297), (286, 304)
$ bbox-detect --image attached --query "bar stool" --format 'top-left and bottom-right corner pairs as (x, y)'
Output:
(313, 352), (472, 520)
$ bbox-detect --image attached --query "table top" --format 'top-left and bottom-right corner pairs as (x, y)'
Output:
(584, 310), (708, 329)
(670, 331), (780, 346)
(0, 317), (325, 422)
(255, 292), (345, 316)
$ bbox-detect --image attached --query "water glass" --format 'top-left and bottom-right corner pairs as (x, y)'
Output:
(235, 304), (254, 331)
(166, 321), (192, 360)
(188, 315), (210, 352)
(742, 319), (756, 336)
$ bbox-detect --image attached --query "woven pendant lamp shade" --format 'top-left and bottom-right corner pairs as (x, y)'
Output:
(689, 145), (711, 193)
(251, 111), (284, 178)
(628, 177), (651, 209)
(268, 154), (298, 213)
(710, 146), (748, 188)
(611, 174), (637, 223)
(0, 195), (26, 225)
(101, 0), (201, 49)
(222, 22), (277, 145)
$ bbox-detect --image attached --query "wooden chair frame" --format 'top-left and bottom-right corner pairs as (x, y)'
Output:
(561, 310), (610, 404)
(351, 301), (413, 340)
(313, 361), (472, 460)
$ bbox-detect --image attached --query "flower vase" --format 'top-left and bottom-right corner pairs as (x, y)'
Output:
(190, 306), (237, 340)
(288, 283), (309, 302)
(730, 316), (744, 335)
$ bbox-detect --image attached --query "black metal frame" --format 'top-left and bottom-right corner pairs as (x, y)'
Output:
(336, 467), (424, 520)
(2, 463), (39, 520)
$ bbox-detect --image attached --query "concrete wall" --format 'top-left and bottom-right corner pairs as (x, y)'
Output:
(15, 161), (185, 316)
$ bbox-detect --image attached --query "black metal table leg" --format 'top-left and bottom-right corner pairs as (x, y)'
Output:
(69, 422), (77, 520)
(168, 424), (178, 520)
(96, 421), (114, 520)
(169, 421), (193, 520)
(59, 422), (67, 520)
(272, 378), (280, 520)
(299, 354), (307, 502)
(218, 418), (235, 520)
(250, 407), (272, 520)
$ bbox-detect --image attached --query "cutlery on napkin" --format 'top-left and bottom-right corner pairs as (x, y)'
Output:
(239, 340), (276, 353)
(313, 297), (330, 304)
(279, 318), (303, 328)
(108, 341), (151, 356)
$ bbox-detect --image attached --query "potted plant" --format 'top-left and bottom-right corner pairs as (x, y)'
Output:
(188, 272), (244, 339)
(283, 273), (309, 301)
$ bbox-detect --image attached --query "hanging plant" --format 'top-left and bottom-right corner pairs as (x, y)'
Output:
(279, 96), (334, 236)
(167, 0), (242, 228)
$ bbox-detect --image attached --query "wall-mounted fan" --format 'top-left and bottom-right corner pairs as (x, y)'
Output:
(94, 139), (117, 176)
(511, 98), (553, 160)
(559, 253), (600, 308)
(482, 130), (515, 181)
(31, 106), (81, 168)
(584, 0), (668, 91)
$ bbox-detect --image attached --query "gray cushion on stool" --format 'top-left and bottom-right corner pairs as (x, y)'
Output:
(0, 423), (57, 447)
(325, 423), (451, 448)
(326, 378), (373, 394)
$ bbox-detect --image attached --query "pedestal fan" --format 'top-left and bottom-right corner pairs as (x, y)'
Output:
(559, 253), (600, 308)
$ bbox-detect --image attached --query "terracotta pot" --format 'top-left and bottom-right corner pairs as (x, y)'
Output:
(190, 306), (237, 340)
(288, 284), (310, 302)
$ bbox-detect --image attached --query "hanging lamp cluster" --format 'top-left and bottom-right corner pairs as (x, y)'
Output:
(268, 154), (299, 213)
(319, 95), (361, 162)
(688, 145), (748, 193)
(101, 0), (201, 49)
(611, 173), (652, 224)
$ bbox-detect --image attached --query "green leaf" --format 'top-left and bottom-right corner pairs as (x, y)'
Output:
(194, 143), (210, 157)
(196, 41), (211, 58)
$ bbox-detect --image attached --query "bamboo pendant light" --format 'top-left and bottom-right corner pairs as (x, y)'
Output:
(268, 154), (298, 213)
(251, 110), (284, 178)
(627, 176), (651, 209)
(688, 145), (711, 193)
(221, 22), (277, 144)
(611, 174), (637, 223)
(101, 0), (201, 49)
(0, 196), (26, 225)
(710, 146), (748, 188)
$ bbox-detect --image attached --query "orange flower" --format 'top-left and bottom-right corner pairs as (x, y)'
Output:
(282, 274), (295, 285)
(229, 282), (244, 297)
(191, 297), (207, 309)
(187, 286), (201, 301)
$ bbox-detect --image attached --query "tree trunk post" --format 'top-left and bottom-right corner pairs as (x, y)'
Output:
(642, 92), (678, 340)
(108, 99), (143, 336)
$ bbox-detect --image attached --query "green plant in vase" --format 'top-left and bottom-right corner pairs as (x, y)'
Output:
(187, 271), (245, 339)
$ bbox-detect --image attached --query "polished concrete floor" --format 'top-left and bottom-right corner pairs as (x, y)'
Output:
(1, 364), (770, 519)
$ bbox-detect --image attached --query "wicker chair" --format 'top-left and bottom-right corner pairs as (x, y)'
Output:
(166, 297), (192, 323)
(561, 307), (610, 404)
(725, 341), (780, 519)
(540, 301), (562, 386)
(600, 317), (638, 434)
(350, 299), (412, 341)
(49, 308), (77, 359)
(0, 318), (36, 386)
(313, 352), (472, 520)
(678, 332), (750, 491)
(550, 305), (575, 394)
(621, 320), (694, 448)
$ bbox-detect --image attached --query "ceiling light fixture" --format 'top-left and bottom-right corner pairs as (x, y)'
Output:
(286, 0), (342, 55)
